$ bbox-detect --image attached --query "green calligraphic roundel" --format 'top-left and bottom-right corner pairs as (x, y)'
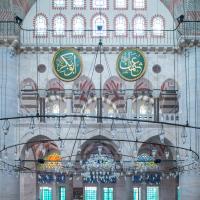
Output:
(116, 49), (147, 81)
(52, 48), (82, 82)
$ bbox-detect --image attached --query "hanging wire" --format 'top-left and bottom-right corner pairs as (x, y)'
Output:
(35, 0), (39, 117)
(194, 0), (198, 155)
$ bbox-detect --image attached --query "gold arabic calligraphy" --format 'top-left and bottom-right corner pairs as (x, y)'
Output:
(56, 53), (77, 77)
(119, 52), (143, 77)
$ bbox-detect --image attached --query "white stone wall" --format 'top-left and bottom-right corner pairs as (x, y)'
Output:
(0, 48), (20, 200)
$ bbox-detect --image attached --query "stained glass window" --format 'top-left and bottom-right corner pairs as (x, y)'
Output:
(59, 187), (66, 200)
(72, 16), (85, 36)
(133, 187), (141, 200)
(92, 15), (107, 37)
(152, 16), (164, 36)
(92, 0), (107, 8)
(115, 0), (127, 9)
(85, 187), (97, 200)
(53, 15), (65, 36)
(133, 16), (145, 36)
(73, 0), (85, 8)
(115, 15), (127, 36)
(53, 0), (66, 8)
(103, 187), (113, 200)
(40, 187), (52, 200)
(35, 15), (47, 36)
(133, 0), (145, 9)
(147, 187), (159, 200)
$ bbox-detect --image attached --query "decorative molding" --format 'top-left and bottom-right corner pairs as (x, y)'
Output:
(19, 45), (183, 54)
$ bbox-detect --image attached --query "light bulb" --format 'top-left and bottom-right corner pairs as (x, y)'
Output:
(111, 129), (116, 139)
(14, 151), (18, 159)
(159, 133), (165, 144)
(4, 150), (8, 160)
(152, 148), (157, 157)
(165, 151), (169, 159)
(0, 152), (2, 161)
(176, 152), (180, 160)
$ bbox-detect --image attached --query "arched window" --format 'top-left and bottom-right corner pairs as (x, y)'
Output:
(72, 15), (85, 36)
(73, 0), (85, 8)
(53, 15), (66, 36)
(133, 0), (145, 9)
(72, 75), (96, 114)
(92, 14), (107, 37)
(160, 79), (179, 114)
(133, 15), (145, 36)
(103, 76), (126, 114)
(132, 78), (153, 119)
(34, 14), (47, 36)
(152, 16), (164, 36)
(53, 0), (66, 8)
(92, 0), (107, 9)
(115, 0), (127, 9)
(115, 15), (127, 36)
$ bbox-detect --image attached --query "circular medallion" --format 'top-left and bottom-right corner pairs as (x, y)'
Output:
(52, 48), (82, 82)
(38, 64), (46, 73)
(152, 64), (161, 74)
(95, 64), (104, 73)
(116, 49), (147, 81)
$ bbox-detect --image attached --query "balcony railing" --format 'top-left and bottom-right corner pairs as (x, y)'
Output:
(20, 29), (178, 47)
(0, 21), (20, 39)
(0, 21), (199, 47)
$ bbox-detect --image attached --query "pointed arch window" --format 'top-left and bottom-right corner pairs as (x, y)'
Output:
(72, 15), (85, 36)
(115, 15), (127, 36)
(92, 14), (107, 37)
(152, 16), (164, 36)
(53, 15), (66, 36)
(133, 0), (145, 9)
(34, 15), (47, 36)
(133, 15), (145, 36)
(53, 0), (66, 8)
(92, 0), (107, 9)
(115, 0), (127, 9)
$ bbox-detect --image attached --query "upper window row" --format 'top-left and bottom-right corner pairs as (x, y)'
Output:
(34, 14), (164, 37)
(53, 0), (146, 9)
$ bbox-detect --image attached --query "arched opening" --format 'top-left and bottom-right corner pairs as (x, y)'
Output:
(160, 79), (179, 121)
(46, 78), (66, 114)
(92, 14), (108, 37)
(132, 78), (154, 119)
(20, 135), (60, 200)
(103, 76), (126, 115)
(72, 75), (96, 114)
(20, 78), (38, 114)
(114, 15), (127, 36)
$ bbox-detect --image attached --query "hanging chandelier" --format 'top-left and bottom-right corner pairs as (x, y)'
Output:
(81, 146), (120, 183)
